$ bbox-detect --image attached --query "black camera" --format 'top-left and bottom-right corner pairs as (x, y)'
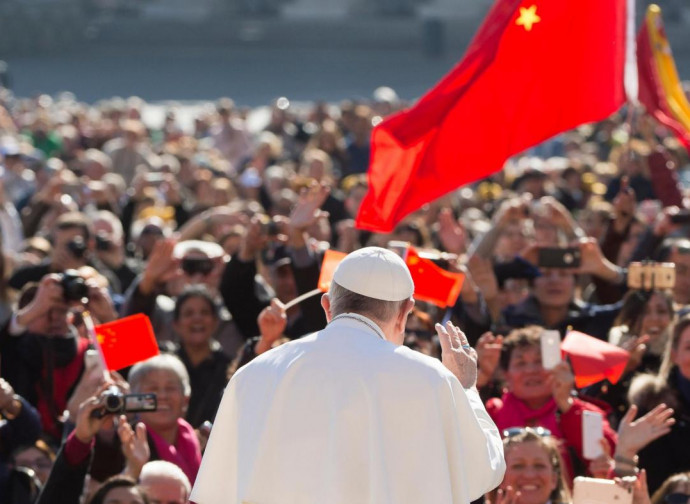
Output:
(91, 386), (158, 419)
(60, 270), (89, 302)
(66, 236), (88, 259)
(181, 257), (214, 276)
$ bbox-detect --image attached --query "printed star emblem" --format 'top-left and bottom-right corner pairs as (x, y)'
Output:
(516, 5), (541, 32)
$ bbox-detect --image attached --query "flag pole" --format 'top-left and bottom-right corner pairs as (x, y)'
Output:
(82, 310), (110, 382)
(284, 288), (322, 311)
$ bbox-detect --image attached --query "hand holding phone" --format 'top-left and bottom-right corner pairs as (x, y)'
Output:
(540, 330), (561, 370)
(573, 477), (633, 504)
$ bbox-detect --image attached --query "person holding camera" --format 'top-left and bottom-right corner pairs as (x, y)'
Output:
(0, 270), (117, 442)
(9, 212), (120, 293)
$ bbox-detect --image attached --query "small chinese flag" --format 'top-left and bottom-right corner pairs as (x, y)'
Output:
(317, 249), (348, 292)
(94, 314), (159, 371)
(561, 331), (629, 389)
(406, 249), (465, 308)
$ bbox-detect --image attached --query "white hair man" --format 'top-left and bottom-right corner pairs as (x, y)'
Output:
(192, 247), (505, 503)
(139, 460), (191, 504)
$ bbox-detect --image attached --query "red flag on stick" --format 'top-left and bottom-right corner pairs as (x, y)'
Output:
(94, 314), (159, 371)
(561, 331), (629, 389)
(356, 0), (627, 232)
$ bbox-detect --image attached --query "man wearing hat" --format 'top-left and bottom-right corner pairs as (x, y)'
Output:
(191, 247), (505, 504)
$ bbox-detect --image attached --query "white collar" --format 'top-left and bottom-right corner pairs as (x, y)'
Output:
(330, 313), (386, 340)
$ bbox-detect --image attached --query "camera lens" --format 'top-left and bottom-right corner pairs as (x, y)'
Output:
(61, 270), (89, 302)
(67, 237), (87, 259)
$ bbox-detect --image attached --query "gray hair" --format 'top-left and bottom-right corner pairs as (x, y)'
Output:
(328, 281), (408, 324)
(128, 354), (191, 397)
(140, 460), (191, 497)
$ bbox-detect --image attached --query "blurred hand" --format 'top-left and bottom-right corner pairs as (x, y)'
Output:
(589, 438), (614, 478)
(16, 274), (66, 327)
(653, 206), (683, 237)
(118, 415), (150, 479)
(256, 298), (288, 355)
(437, 322), (478, 389)
(546, 361), (574, 413)
(196, 421), (212, 453)
(616, 404), (675, 459)
(74, 386), (116, 444)
(612, 177), (636, 234)
(336, 219), (359, 253)
(476, 332), (503, 387)
(289, 182), (331, 232)
(438, 208), (466, 255)
(86, 281), (118, 324)
(467, 255), (499, 302)
(576, 237), (618, 281)
(0, 379), (18, 412)
(615, 469), (652, 504)
(621, 335), (649, 375)
(140, 238), (179, 295)
(239, 217), (269, 261)
(487, 486), (521, 504)
(493, 197), (530, 228)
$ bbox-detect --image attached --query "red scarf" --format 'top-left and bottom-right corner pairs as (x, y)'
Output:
(148, 417), (202, 485)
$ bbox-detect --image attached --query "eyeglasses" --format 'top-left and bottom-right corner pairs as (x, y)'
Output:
(666, 494), (690, 504)
(503, 426), (552, 438)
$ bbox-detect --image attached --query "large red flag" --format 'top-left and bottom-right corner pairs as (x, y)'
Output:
(94, 314), (160, 371)
(636, 9), (690, 151)
(561, 331), (629, 389)
(356, 0), (627, 232)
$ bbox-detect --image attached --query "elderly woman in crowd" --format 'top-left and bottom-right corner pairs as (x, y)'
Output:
(128, 354), (202, 485)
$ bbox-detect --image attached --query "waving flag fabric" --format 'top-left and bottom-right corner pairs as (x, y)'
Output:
(356, 0), (627, 233)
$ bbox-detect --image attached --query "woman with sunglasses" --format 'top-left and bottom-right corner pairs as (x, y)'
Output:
(488, 427), (571, 504)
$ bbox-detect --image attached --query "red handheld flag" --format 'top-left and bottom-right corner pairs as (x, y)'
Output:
(561, 331), (629, 389)
(356, 0), (627, 232)
(94, 314), (160, 371)
(317, 249), (348, 292)
(406, 249), (465, 308)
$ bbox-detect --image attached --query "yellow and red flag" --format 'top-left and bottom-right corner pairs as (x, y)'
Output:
(356, 0), (628, 232)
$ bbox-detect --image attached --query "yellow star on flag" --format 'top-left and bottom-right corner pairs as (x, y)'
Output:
(516, 5), (541, 31)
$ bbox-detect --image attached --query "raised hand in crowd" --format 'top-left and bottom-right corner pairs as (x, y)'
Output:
(437, 208), (466, 255)
(476, 332), (503, 388)
(0, 377), (22, 419)
(621, 334), (650, 375)
(576, 237), (623, 283)
(335, 219), (359, 253)
(436, 321), (478, 389)
(84, 278), (118, 324)
(589, 438), (614, 479)
(139, 238), (179, 295)
(615, 469), (652, 504)
(287, 181), (330, 249)
(467, 255), (500, 317)
(118, 415), (150, 479)
(492, 196), (530, 229)
(238, 217), (269, 262)
(486, 485), (520, 504)
(534, 196), (585, 241)
(615, 404), (675, 462)
(256, 298), (287, 355)
(74, 385), (120, 444)
(653, 205), (684, 238)
(14, 273), (67, 327)
(546, 361), (575, 413)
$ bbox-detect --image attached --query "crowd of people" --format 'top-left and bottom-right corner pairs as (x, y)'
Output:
(0, 83), (689, 503)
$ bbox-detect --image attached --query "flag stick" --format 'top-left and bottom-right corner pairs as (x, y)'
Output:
(284, 288), (322, 311)
(82, 310), (110, 381)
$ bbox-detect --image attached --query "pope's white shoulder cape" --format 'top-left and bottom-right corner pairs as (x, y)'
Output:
(191, 317), (505, 504)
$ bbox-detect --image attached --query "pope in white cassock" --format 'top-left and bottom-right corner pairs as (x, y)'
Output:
(191, 247), (505, 504)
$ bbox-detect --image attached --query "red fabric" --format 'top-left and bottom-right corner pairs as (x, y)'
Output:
(64, 429), (95, 467)
(317, 249), (347, 292)
(94, 314), (159, 371)
(148, 417), (202, 485)
(36, 337), (89, 440)
(356, 0), (627, 232)
(561, 331), (630, 388)
(636, 21), (690, 151)
(405, 249), (465, 308)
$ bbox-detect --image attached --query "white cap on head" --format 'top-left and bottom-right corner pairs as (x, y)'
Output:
(332, 247), (414, 302)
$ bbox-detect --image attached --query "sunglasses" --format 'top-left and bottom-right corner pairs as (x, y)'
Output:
(181, 257), (214, 276)
(666, 494), (690, 504)
(503, 426), (552, 438)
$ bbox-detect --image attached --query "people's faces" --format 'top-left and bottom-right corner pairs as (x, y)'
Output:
(135, 370), (188, 432)
(533, 268), (575, 309)
(53, 227), (89, 259)
(173, 296), (218, 347)
(672, 327), (690, 381)
(638, 292), (672, 341)
(103, 486), (146, 504)
(502, 441), (558, 504)
(670, 249), (690, 305)
(505, 345), (551, 404)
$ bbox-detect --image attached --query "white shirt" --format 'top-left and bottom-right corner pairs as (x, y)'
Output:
(191, 315), (505, 504)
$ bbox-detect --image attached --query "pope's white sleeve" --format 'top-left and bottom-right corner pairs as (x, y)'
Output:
(190, 380), (240, 504)
(452, 383), (506, 501)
